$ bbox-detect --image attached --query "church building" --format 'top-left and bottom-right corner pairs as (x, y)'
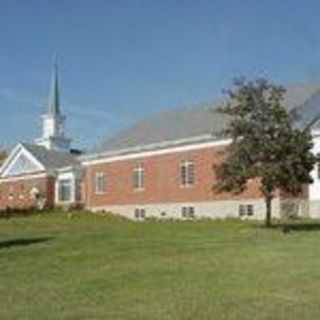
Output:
(1, 63), (320, 219)
(0, 62), (81, 210)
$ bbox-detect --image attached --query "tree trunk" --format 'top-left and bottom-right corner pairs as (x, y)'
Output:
(265, 196), (272, 228)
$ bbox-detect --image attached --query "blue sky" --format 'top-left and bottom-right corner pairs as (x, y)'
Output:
(1, 0), (320, 150)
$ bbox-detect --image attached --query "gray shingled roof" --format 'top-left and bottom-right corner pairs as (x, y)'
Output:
(22, 143), (79, 170)
(294, 88), (320, 129)
(94, 103), (226, 153)
(94, 84), (320, 154)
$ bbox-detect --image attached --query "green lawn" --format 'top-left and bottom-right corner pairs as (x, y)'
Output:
(1, 212), (320, 319)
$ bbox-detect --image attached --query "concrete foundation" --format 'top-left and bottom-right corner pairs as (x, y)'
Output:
(89, 198), (281, 220)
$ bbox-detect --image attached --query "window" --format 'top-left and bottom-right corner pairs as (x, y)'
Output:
(75, 179), (82, 201)
(189, 207), (195, 218)
(182, 206), (187, 217)
(58, 179), (72, 202)
(180, 160), (195, 187)
(181, 206), (195, 218)
(239, 204), (254, 217)
(95, 172), (106, 194)
(133, 164), (144, 190)
(134, 208), (146, 219)
(239, 205), (246, 217)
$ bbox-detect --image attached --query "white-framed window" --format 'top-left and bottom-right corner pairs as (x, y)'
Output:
(133, 164), (144, 190)
(181, 206), (195, 218)
(58, 179), (72, 202)
(95, 172), (106, 194)
(239, 204), (254, 217)
(134, 208), (146, 219)
(180, 160), (195, 187)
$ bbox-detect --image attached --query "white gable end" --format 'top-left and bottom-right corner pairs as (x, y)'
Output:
(0, 145), (45, 178)
(5, 153), (40, 177)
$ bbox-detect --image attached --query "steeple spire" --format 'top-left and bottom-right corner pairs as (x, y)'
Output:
(35, 55), (71, 152)
(48, 55), (60, 116)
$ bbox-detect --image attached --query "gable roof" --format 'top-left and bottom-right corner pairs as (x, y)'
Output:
(93, 84), (320, 154)
(21, 143), (79, 170)
(0, 143), (79, 178)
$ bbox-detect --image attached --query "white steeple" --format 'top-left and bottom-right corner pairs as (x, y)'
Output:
(35, 57), (71, 152)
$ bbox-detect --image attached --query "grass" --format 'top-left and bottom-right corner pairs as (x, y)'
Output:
(1, 212), (320, 319)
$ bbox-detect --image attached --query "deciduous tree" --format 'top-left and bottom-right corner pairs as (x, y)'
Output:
(215, 78), (317, 227)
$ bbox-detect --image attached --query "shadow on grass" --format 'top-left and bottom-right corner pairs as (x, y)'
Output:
(258, 221), (320, 232)
(0, 237), (53, 250)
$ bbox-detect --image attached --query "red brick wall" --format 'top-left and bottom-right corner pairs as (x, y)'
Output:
(0, 175), (55, 210)
(84, 145), (264, 208)
(279, 184), (309, 200)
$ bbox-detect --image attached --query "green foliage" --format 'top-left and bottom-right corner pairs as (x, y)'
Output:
(215, 78), (318, 226)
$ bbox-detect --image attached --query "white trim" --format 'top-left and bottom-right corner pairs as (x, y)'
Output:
(56, 177), (74, 204)
(2, 148), (44, 177)
(0, 172), (48, 183)
(83, 138), (231, 166)
(95, 172), (107, 195)
(0, 144), (22, 175)
(180, 160), (195, 187)
(133, 187), (145, 192)
(133, 164), (144, 190)
(81, 134), (215, 161)
(55, 172), (76, 204)
(3, 150), (24, 176)
(0, 144), (45, 178)
(81, 131), (320, 167)
(56, 166), (75, 173)
(22, 147), (45, 171)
